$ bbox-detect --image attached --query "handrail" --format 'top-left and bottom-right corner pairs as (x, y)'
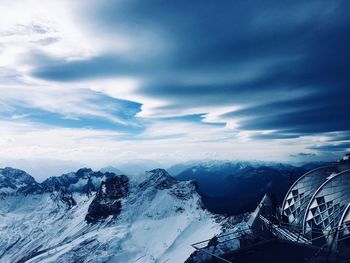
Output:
(191, 228), (251, 248)
(190, 213), (350, 262)
(261, 214), (350, 244)
(190, 245), (233, 263)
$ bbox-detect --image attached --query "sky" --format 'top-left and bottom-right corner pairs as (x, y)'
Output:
(0, 0), (349, 178)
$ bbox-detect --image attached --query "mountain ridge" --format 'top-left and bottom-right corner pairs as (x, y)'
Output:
(0, 168), (221, 263)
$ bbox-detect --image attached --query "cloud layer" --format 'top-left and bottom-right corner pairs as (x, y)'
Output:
(0, 0), (349, 173)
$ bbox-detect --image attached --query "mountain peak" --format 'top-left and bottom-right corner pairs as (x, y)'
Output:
(41, 168), (116, 193)
(340, 153), (350, 163)
(100, 166), (123, 175)
(142, 168), (177, 189)
(0, 167), (41, 195)
(0, 167), (219, 263)
(75, 168), (93, 177)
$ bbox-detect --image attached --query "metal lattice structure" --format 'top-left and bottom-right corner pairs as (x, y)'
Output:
(190, 156), (350, 262)
(282, 165), (338, 227)
(281, 160), (350, 251)
(337, 204), (350, 252)
(303, 170), (350, 246)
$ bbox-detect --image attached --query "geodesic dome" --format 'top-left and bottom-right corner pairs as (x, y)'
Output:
(282, 158), (350, 249)
(303, 169), (350, 246)
(282, 165), (339, 226)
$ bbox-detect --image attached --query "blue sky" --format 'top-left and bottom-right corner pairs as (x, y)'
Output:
(0, 0), (349, 175)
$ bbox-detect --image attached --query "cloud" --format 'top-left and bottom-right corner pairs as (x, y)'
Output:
(30, 54), (140, 81)
(0, 0), (349, 167)
(27, 1), (350, 125)
(0, 118), (317, 170)
(309, 142), (350, 152)
(289, 152), (317, 158)
(0, 78), (143, 129)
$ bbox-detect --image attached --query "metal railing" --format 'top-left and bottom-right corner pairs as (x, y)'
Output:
(191, 228), (253, 263)
(191, 215), (350, 263)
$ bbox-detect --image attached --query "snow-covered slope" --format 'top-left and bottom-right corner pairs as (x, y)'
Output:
(0, 168), (221, 263)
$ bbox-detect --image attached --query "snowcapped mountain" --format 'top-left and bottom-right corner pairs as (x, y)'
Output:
(0, 168), (221, 263)
(0, 167), (42, 195)
(41, 168), (116, 193)
(173, 161), (325, 215)
(99, 166), (124, 176)
(167, 160), (272, 177)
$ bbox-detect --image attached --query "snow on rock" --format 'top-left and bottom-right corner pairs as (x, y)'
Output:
(0, 168), (222, 263)
(341, 153), (350, 163)
(85, 175), (129, 223)
(0, 167), (42, 195)
(140, 168), (177, 190)
(41, 168), (115, 193)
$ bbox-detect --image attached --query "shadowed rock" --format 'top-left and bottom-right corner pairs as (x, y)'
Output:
(85, 175), (129, 223)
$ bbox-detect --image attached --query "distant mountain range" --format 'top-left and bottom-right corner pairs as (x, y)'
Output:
(169, 161), (328, 215)
(0, 160), (330, 262)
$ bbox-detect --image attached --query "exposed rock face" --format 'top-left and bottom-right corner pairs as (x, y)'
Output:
(41, 168), (115, 193)
(50, 189), (77, 209)
(140, 168), (177, 190)
(170, 180), (198, 200)
(0, 167), (220, 263)
(0, 167), (42, 195)
(340, 153), (350, 163)
(85, 175), (129, 223)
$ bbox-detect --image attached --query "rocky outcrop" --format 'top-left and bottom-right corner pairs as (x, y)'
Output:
(50, 188), (77, 209)
(85, 175), (129, 223)
(340, 153), (350, 163)
(0, 167), (42, 195)
(41, 168), (115, 193)
(0, 167), (220, 263)
(139, 169), (177, 190)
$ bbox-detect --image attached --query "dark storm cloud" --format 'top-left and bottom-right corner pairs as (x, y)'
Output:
(31, 54), (143, 81)
(290, 153), (317, 158)
(326, 132), (350, 142)
(30, 0), (350, 146)
(309, 142), (350, 152)
(235, 95), (349, 134)
(250, 133), (301, 140)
